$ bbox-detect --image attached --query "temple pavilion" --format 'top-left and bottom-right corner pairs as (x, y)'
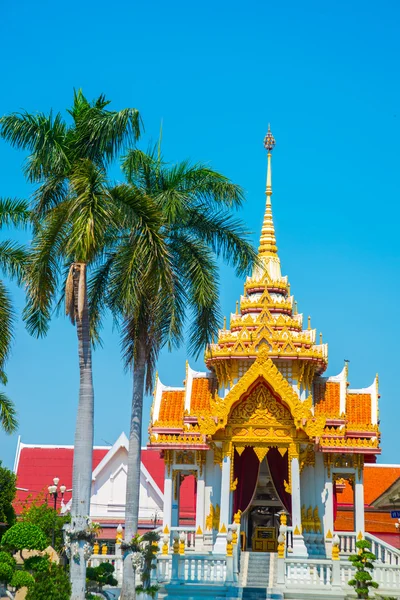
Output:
(148, 128), (380, 566)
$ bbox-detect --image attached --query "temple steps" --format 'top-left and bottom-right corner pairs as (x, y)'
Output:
(239, 552), (283, 599)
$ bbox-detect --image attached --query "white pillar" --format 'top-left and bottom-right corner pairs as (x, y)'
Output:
(214, 453), (230, 553)
(171, 471), (180, 527)
(291, 455), (308, 557)
(355, 467), (365, 536)
(196, 473), (206, 531)
(195, 473), (205, 551)
(163, 466), (173, 532)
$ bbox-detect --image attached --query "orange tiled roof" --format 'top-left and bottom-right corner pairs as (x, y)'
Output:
(190, 378), (213, 414)
(336, 509), (399, 533)
(314, 381), (340, 417)
(346, 393), (371, 425)
(158, 390), (185, 425)
(339, 466), (400, 506)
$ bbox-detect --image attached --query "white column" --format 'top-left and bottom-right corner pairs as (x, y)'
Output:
(195, 472), (205, 551)
(214, 453), (230, 553)
(291, 455), (308, 557)
(163, 466), (173, 532)
(171, 471), (180, 527)
(355, 467), (365, 536)
(196, 473), (206, 531)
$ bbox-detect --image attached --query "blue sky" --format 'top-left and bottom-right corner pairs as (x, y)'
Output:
(1, 0), (400, 470)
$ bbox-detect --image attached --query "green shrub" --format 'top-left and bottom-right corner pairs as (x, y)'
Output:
(24, 554), (50, 573)
(348, 539), (379, 599)
(2, 522), (48, 552)
(26, 563), (71, 600)
(0, 550), (16, 583)
(0, 562), (14, 584)
(10, 570), (35, 589)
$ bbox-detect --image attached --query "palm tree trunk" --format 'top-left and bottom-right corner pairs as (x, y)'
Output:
(70, 264), (94, 600)
(121, 337), (146, 600)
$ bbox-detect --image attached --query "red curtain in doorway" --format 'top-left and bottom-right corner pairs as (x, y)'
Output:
(232, 447), (260, 517)
(266, 447), (292, 514)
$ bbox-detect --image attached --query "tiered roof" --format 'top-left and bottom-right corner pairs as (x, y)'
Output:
(148, 130), (380, 455)
(205, 127), (327, 384)
(314, 366), (380, 455)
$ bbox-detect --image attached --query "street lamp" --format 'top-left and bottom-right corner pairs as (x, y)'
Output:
(48, 477), (66, 549)
(152, 508), (160, 529)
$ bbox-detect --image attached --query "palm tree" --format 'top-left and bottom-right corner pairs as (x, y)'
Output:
(89, 145), (257, 599)
(0, 197), (30, 434)
(0, 92), (143, 600)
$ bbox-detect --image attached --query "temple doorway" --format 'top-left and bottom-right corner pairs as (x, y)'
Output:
(233, 446), (291, 552)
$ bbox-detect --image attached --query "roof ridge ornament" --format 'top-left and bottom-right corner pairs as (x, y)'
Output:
(259, 126), (278, 256)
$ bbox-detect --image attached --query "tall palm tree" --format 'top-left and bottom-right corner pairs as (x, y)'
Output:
(89, 145), (258, 599)
(0, 197), (30, 434)
(0, 92), (143, 600)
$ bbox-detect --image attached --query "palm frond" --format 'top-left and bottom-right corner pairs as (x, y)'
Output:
(0, 241), (28, 283)
(0, 390), (18, 434)
(88, 253), (116, 347)
(0, 111), (69, 182)
(75, 103), (142, 165)
(23, 202), (70, 337)
(0, 198), (31, 229)
(169, 234), (221, 357)
(182, 207), (257, 277)
(31, 175), (69, 219)
(0, 280), (14, 382)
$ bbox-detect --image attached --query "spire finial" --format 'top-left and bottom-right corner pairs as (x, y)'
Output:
(259, 127), (277, 256)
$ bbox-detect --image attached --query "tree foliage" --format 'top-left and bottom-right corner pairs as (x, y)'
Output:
(26, 562), (71, 600)
(1, 522), (48, 553)
(20, 499), (70, 551)
(10, 570), (35, 589)
(0, 462), (16, 534)
(86, 562), (118, 590)
(348, 539), (379, 599)
(0, 198), (29, 433)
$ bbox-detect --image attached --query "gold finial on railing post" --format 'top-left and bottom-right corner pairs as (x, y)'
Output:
(178, 532), (185, 555)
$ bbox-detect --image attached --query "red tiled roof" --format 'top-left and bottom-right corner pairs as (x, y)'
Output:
(315, 381), (340, 417)
(159, 391), (185, 424)
(141, 449), (165, 492)
(14, 446), (108, 512)
(13, 443), (195, 523)
(346, 393), (372, 425)
(338, 466), (400, 507)
(190, 378), (212, 414)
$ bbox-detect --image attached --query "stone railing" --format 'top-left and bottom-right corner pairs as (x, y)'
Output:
(169, 526), (196, 550)
(336, 531), (400, 565)
(157, 554), (227, 583)
(283, 558), (333, 588)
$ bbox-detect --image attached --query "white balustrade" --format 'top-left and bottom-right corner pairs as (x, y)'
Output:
(284, 558), (332, 588)
(336, 531), (400, 565)
(169, 526), (196, 550)
(156, 554), (226, 583)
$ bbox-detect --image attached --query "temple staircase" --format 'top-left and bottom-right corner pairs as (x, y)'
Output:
(239, 552), (283, 600)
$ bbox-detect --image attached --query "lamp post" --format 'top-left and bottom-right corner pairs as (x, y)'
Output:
(152, 508), (160, 529)
(48, 477), (66, 549)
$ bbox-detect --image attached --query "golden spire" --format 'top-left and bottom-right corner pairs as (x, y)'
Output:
(259, 125), (277, 256)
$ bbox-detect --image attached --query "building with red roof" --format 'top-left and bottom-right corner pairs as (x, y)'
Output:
(13, 432), (195, 547)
